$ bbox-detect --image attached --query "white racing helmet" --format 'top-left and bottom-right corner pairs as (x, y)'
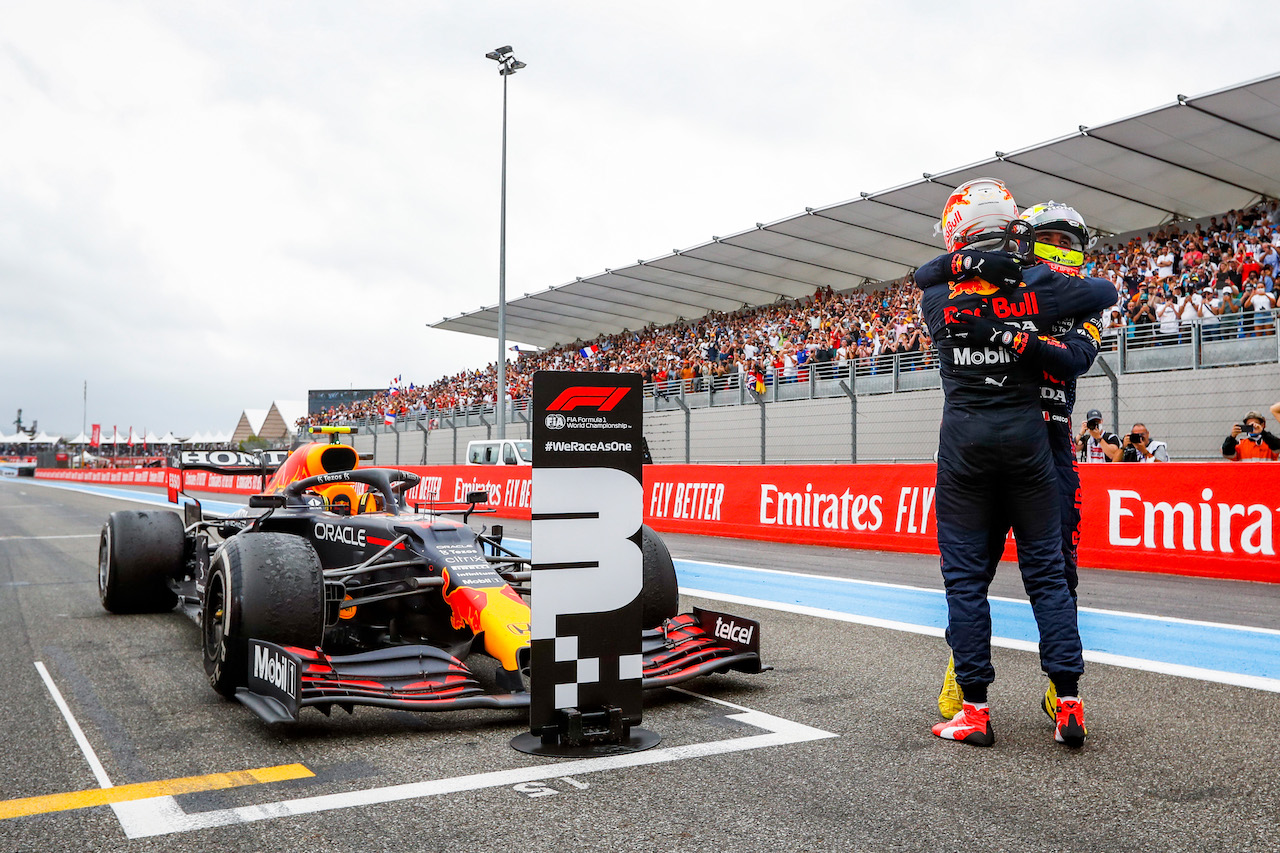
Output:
(938, 178), (1019, 252)
(1020, 201), (1096, 270)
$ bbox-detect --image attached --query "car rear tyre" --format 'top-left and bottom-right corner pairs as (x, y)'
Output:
(98, 511), (184, 614)
(640, 525), (678, 629)
(202, 533), (325, 698)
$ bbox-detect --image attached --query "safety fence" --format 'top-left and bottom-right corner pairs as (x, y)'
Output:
(329, 310), (1278, 465)
(38, 462), (1277, 584)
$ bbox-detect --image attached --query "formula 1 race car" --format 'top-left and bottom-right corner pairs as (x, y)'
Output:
(97, 430), (766, 723)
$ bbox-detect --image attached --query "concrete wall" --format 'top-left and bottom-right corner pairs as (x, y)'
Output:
(361, 361), (1278, 466)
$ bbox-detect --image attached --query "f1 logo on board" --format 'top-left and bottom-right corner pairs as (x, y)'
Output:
(546, 387), (630, 412)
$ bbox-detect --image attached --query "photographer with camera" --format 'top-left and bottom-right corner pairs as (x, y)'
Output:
(1077, 409), (1122, 463)
(1222, 411), (1280, 461)
(1121, 423), (1169, 462)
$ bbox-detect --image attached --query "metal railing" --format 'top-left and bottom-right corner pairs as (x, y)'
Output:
(315, 308), (1278, 464)
(338, 309), (1273, 427)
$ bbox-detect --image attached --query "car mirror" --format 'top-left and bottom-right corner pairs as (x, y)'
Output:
(466, 491), (489, 504)
(249, 494), (287, 509)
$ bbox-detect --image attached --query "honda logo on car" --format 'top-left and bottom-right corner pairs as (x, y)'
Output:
(714, 615), (753, 646)
(253, 643), (297, 700)
(314, 522), (366, 547)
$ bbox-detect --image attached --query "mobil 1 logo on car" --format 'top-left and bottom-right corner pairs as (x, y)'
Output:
(527, 371), (645, 745)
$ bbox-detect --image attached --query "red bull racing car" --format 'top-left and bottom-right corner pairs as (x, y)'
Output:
(97, 431), (766, 723)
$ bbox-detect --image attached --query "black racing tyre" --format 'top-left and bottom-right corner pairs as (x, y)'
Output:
(98, 511), (184, 614)
(202, 533), (324, 698)
(640, 524), (679, 629)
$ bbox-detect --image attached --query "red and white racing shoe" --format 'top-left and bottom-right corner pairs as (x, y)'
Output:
(1053, 697), (1088, 748)
(932, 702), (995, 747)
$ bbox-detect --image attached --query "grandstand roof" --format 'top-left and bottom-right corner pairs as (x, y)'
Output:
(432, 72), (1280, 350)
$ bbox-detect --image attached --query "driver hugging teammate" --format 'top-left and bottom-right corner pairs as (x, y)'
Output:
(914, 178), (1117, 749)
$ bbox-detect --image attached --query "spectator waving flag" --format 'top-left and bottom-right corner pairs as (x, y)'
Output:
(384, 410), (395, 426)
(389, 375), (401, 395)
(578, 344), (599, 358)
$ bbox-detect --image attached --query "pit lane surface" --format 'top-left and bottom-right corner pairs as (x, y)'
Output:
(2, 479), (1277, 852)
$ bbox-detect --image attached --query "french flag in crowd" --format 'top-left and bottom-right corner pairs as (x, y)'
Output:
(578, 344), (598, 358)
(389, 375), (402, 395)
(384, 411), (396, 426)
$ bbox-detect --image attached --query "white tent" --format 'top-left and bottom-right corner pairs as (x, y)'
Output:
(31, 432), (59, 445)
(143, 430), (164, 445)
(68, 432), (91, 445)
(158, 432), (181, 445)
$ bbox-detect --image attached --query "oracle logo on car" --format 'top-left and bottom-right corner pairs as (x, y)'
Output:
(314, 522), (367, 548)
(546, 387), (630, 412)
(1108, 487), (1275, 555)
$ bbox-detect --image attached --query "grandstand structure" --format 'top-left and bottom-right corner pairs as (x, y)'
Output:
(434, 74), (1280, 350)
(313, 74), (1280, 464)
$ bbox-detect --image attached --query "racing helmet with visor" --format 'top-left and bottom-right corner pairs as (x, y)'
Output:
(938, 178), (1020, 252)
(1020, 201), (1095, 271)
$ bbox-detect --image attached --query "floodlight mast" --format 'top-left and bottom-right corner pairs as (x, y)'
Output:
(485, 45), (525, 439)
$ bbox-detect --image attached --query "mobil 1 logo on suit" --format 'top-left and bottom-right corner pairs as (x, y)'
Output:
(528, 371), (644, 740)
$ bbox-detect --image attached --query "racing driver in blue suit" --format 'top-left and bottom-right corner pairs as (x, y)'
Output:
(914, 179), (1116, 748)
(932, 201), (1107, 746)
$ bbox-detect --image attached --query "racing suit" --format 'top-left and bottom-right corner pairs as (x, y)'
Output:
(916, 255), (1116, 697)
(986, 304), (1103, 599)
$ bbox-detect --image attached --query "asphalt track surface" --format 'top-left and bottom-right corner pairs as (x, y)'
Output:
(2, 478), (1278, 852)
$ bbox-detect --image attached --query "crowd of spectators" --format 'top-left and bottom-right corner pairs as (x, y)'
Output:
(1086, 200), (1280, 349)
(300, 277), (931, 427)
(299, 200), (1280, 430)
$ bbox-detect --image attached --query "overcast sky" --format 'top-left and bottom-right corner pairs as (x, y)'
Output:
(3, 2), (1278, 437)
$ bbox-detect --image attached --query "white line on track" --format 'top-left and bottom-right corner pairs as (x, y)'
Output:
(35, 662), (114, 788)
(105, 689), (835, 839)
(681, 587), (1280, 694)
(674, 553), (1280, 636)
(0, 534), (98, 541)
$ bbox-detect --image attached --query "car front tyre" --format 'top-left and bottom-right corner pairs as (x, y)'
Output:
(201, 533), (324, 698)
(98, 511), (184, 614)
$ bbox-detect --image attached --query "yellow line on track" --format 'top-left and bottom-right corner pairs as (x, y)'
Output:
(0, 763), (313, 820)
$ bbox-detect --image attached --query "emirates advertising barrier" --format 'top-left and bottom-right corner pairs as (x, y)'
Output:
(37, 461), (1277, 584)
